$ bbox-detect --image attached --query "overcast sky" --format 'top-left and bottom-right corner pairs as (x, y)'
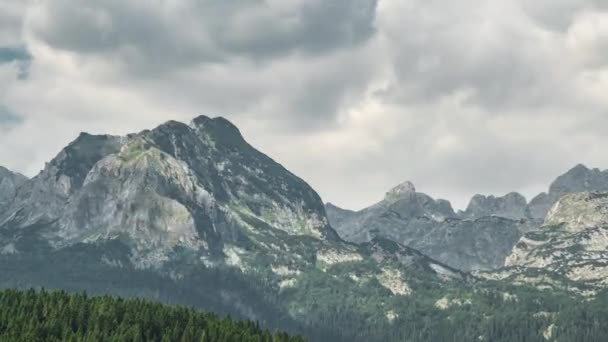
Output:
(1, 0), (608, 210)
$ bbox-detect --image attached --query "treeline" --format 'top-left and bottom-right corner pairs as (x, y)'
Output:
(0, 289), (306, 342)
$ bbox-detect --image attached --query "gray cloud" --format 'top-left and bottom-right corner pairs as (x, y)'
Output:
(520, 0), (608, 32)
(0, 46), (31, 78)
(29, 0), (377, 74)
(0, 0), (607, 211)
(0, 105), (23, 127)
(376, 0), (575, 111)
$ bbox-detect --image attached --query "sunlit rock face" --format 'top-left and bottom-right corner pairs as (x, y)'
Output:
(544, 192), (608, 232)
(505, 192), (608, 289)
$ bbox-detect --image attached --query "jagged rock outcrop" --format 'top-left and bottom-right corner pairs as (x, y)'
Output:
(528, 164), (608, 220)
(326, 184), (535, 271)
(0, 166), (27, 211)
(461, 192), (530, 220)
(327, 182), (455, 242)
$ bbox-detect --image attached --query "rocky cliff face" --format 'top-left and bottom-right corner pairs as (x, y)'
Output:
(326, 183), (535, 271)
(0, 166), (27, 212)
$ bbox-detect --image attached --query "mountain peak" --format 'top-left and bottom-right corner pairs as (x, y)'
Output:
(569, 163), (590, 172)
(386, 181), (416, 199)
(190, 115), (246, 147)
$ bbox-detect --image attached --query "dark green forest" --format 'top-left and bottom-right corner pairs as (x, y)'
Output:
(3, 286), (608, 342)
(0, 289), (305, 342)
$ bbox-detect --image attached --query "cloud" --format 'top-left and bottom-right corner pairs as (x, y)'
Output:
(27, 0), (377, 74)
(0, 105), (22, 126)
(520, 0), (608, 32)
(0, 46), (32, 78)
(0, 0), (607, 212)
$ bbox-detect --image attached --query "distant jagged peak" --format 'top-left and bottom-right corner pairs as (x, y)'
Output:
(473, 191), (526, 201)
(527, 163), (608, 220)
(462, 192), (529, 220)
(562, 163), (607, 176)
(385, 181), (416, 201)
(466, 192), (527, 208)
(570, 163), (591, 172)
(549, 163), (608, 193)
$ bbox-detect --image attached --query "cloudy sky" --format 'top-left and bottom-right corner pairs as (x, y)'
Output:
(1, 0), (608, 210)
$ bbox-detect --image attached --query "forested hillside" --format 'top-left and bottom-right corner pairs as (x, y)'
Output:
(0, 289), (305, 342)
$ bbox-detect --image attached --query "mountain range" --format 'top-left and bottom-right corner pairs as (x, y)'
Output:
(3, 116), (608, 341)
(326, 164), (608, 272)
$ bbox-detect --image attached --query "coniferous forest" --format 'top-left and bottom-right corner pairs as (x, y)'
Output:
(0, 289), (305, 342)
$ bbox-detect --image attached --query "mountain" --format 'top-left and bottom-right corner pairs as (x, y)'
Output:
(0, 166), (27, 212)
(0, 116), (468, 342)
(460, 192), (530, 220)
(528, 164), (608, 220)
(5, 116), (608, 340)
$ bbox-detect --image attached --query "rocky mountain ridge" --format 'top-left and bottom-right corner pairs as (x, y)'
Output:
(325, 182), (536, 271)
(326, 164), (608, 272)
